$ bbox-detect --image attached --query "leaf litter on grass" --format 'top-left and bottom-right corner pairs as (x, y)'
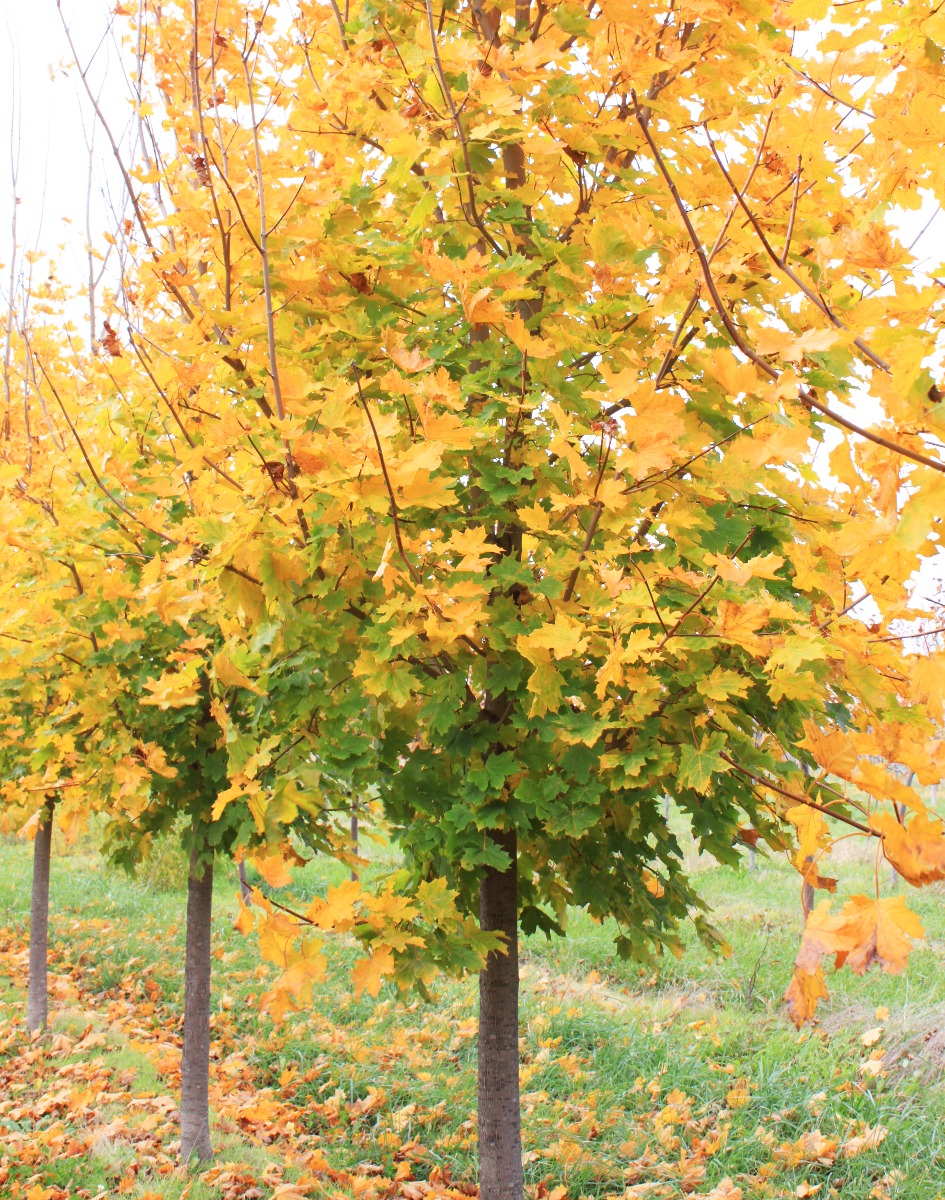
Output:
(0, 911), (937, 1200)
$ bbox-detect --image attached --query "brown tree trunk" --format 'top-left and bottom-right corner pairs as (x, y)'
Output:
(350, 804), (359, 882)
(237, 858), (252, 903)
(180, 841), (214, 1165)
(478, 829), (523, 1200)
(27, 798), (55, 1034)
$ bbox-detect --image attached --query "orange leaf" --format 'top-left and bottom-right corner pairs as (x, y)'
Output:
(352, 947), (394, 997)
(833, 895), (923, 976)
(786, 895), (924, 1026)
(785, 962), (830, 1028)
(292, 448), (325, 474)
(234, 901), (255, 936)
(387, 344), (434, 374)
(250, 850), (293, 889)
(872, 810), (945, 885)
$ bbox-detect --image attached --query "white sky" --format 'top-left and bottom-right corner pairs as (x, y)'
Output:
(1, 1), (129, 302)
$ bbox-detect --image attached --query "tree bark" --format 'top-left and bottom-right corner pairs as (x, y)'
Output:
(27, 798), (55, 1034)
(478, 829), (523, 1200)
(237, 858), (252, 903)
(801, 855), (815, 921)
(180, 841), (214, 1165)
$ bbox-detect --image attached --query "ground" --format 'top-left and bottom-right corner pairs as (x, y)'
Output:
(1, 823), (944, 1200)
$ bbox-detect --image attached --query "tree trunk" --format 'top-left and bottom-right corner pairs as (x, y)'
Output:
(801, 855), (815, 921)
(350, 804), (359, 882)
(27, 798), (55, 1034)
(478, 829), (523, 1200)
(237, 858), (252, 903)
(180, 842), (214, 1165)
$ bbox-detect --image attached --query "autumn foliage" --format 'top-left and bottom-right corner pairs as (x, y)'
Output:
(3, 0), (945, 1191)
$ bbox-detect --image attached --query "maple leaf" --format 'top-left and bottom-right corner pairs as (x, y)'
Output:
(677, 737), (729, 794)
(839, 1124), (887, 1158)
(250, 850), (294, 889)
(234, 901), (255, 936)
(460, 284), (504, 325)
(786, 804), (830, 864)
(785, 962), (830, 1028)
(701, 1183), (743, 1200)
(872, 810), (945, 885)
(140, 664), (202, 709)
(786, 896), (924, 1025)
(101, 320), (122, 357)
(306, 878), (361, 931)
(387, 345), (434, 374)
(835, 896), (924, 976)
(352, 947), (395, 998)
(517, 613), (587, 661)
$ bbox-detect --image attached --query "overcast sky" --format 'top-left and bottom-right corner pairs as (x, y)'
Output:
(2, 0), (128, 298)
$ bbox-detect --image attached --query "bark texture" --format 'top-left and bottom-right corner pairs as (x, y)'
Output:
(27, 799), (55, 1034)
(180, 842), (214, 1165)
(478, 829), (523, 1200)
(237, 859), (252, 903)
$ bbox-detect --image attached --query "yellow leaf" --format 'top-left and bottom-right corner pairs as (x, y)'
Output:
(861, 1027), (882, 1047)
(461, 284), (504, 325)
(213, 649), (263, 694)
(234, 901), (255, 936)
(138, 742), (178, 779)
(503, 312), (556, 358)
(800, 722), (860, 780)
(839, 1123), (887, 1158)
(786, 804), (830, 860)
(714, 601), (770, 654)
(306, 878), (361, 931)
(250, 850), (294, 889)
(703, 1182), (743, 1200)
(140, 662), (202, 709)
(517, 612), (588, 661)
(352, 947), (395, 997)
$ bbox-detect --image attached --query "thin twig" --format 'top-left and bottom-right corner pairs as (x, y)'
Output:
(562, 502), (604, 603)
(354, 369), (420, 584)
(658, 529), (754, 649)
(632, 96), (945, 477)
(424, 0), (505, 256)
(722, 755), (876, 836)
(703, 125), (890, 374)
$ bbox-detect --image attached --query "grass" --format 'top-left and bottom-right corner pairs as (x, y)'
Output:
(0, 822), (943, 1200)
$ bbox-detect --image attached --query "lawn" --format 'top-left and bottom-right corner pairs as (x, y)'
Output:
(0, 821), (943, 1200)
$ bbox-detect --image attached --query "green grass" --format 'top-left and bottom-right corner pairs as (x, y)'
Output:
(0, 825), (943, 1199)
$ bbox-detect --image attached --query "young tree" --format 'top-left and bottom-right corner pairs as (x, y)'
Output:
(7, 1), (945, 1196)
(187, 3), (944, 1197)
(0, 305), (115, 1036)
(0, 0), (405, 1159)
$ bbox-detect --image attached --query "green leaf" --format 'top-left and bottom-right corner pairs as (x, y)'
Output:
(677, 737), (730, 794)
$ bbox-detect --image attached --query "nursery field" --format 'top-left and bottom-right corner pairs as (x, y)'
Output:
(1, 833), (944, 1200)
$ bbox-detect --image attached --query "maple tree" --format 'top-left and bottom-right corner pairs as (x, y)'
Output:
(176, 3), (945, 1197)
(3, 0), (945, 1193)
(0, 306), (115, 1036)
